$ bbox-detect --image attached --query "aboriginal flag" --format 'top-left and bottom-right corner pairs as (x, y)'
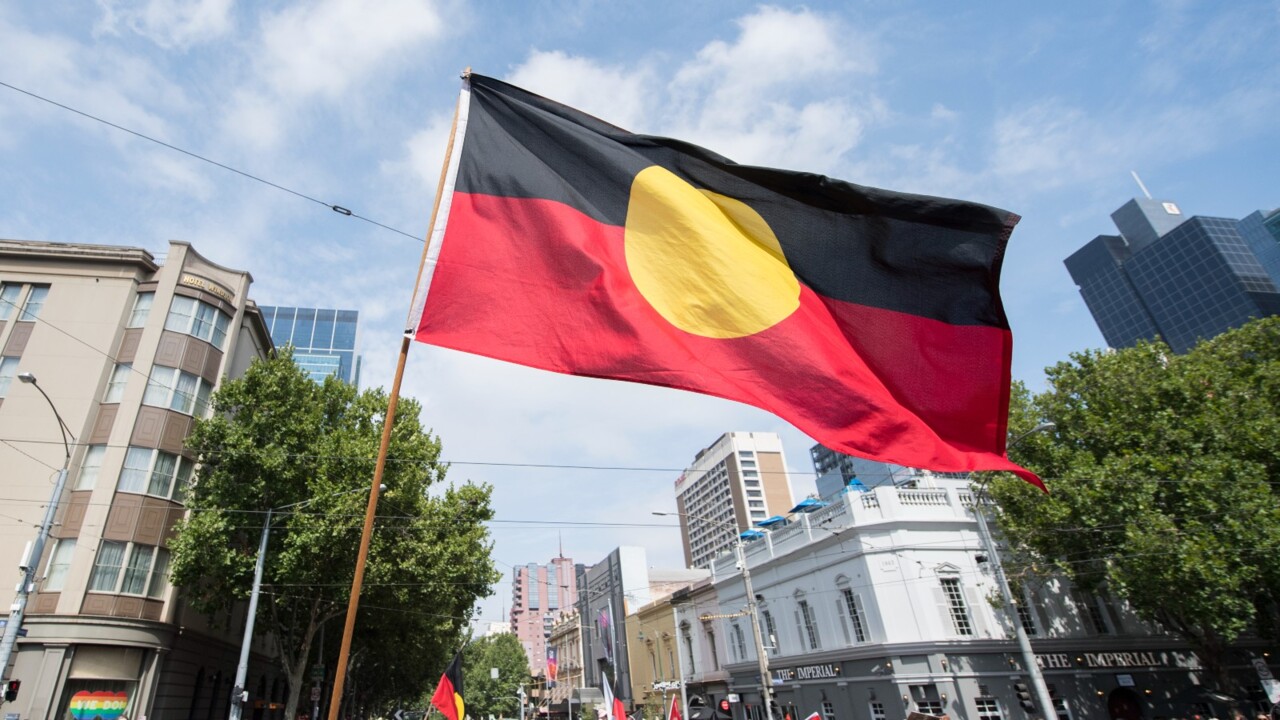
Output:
(411, 73), (1039, 486)
(430, 652), (464, 720)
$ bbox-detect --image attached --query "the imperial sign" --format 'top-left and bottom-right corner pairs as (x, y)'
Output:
(1036, 651), (1201, 670)
(773, 663), (841, 683)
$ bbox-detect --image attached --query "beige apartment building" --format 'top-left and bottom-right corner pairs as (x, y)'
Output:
(674, 433), (794, 570)
(0, 239), (275, 720)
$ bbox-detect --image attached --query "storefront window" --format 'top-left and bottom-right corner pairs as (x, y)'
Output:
(56, 680), (137, 720)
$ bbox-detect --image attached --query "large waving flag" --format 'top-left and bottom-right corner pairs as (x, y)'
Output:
(546, 647), (558, 686)
(430, 652), (465, 720)
(668, 696), (682, 720)
(411, 73), (1040, 488)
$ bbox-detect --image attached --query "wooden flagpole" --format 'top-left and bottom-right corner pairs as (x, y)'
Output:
(326, 69), (470, 720)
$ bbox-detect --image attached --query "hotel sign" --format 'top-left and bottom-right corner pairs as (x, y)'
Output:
(1036, 650), (1201, 670)
(773, 663), (841, 682)
(180, 274), (235, 302)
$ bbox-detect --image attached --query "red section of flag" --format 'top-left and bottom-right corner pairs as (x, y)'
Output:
(430, 653), (464, 720)
(417, 192), (1039, 485)
(669, 696), (683, 720)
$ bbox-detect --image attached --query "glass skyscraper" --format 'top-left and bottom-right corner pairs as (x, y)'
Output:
(1064, 199), (1280, 353)
(258, 305), (362, 385)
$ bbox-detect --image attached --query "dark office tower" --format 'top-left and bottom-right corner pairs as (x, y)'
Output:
(1065, 199), (1280, 353)
(258, 305), (362, 385)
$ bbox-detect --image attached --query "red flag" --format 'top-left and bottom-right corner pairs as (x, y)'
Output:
(430, 653), (465, 720)
(412, 73), (1040, 488)
(668, 696), (682, 720)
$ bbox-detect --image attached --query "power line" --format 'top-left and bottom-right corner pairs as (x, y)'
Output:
(0, 79), (422, 242)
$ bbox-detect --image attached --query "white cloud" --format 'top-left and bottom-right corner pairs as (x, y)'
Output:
(665, 6), (882, 170)
(507, 51), (656, 132)
(257, 0), (443, 100)
(95, 0), (234, 49)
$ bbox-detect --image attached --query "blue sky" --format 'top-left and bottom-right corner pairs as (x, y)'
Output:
(3, 1), (1278, 628)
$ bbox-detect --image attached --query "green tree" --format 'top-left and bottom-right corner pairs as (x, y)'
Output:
(169, 350), (500, 718)
(454, 633), (531, 719)
(988, 317), (1280, 693)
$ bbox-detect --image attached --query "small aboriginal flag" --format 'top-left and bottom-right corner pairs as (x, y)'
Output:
(430, 652), (465, 720)
(411, 73), (1040, 487)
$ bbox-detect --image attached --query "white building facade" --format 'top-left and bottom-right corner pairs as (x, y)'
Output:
(688, 478), (1270, 720)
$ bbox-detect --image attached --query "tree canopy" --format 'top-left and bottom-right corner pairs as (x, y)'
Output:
(989, 317), (1280, 692)
(452, 633), (531, 719)
(169, 349), (500, 717)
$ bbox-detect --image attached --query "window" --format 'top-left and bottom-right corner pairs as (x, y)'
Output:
(44, 539), (76, 591)
(1053, 697), (1072, 720)
(76, 445), (107, 490)
(128, 292), (154, 328)
(89, 541), (169, 597)
(1073, 590), (1110, 635)
(118, 446), (190, 500)
(820, 702), (835, 720)
(144, 365), (213, 416)
(746, 490), (762, 497)
(1011, 580), (1037, 636)
(0, 284), (20, 319)
(840, 588), (868, 643)
(165, 296), (230, 348)
(731, 623), (748, 660)
(761, 609), (778, 655)
(104, 363), (131, 402)
(20, 285), (48, 321)
(748, 500), (764, 508)
(0, 357), (19, 398)
(705, 627), (719, 670)
(795, 599), (820, 650)
(681, 623), (696, 674)
(916, 701), (944, 715)
(89, 541), (127, 591)
(975, 697), (1003, 720)
(941, 577), (974, 636)
(1016, 598), (1038, 637)
(868, 703), (886, 720)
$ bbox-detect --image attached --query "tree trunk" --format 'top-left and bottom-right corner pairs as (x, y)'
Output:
(279, 604), (324, 720)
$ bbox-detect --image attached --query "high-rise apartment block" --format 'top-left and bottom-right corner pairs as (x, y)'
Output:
(258, 305), (361, 384)
(0, 239), (274, 720)
(674, 432), (794, 569)
(510, 556), (579, 676)
(1065, 198), (1280, 353)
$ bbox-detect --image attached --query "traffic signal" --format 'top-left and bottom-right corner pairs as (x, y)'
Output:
(1013, 682), (1035, 712)
(5, 680), (20, 702)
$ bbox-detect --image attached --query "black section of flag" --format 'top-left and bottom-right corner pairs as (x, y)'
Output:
(456, 73), (1017, 328)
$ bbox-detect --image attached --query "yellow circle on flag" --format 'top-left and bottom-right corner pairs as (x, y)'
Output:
(624, 165), (800, 338)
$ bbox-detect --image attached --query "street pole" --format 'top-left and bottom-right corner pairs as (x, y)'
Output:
(0, 373), (73, 685)
(973, 485), (1055, 718)
(734, 541), (774, 720)
(229, 509), (272, 720)
(971, 421), (1057, 719)
(653, 512), (773, 720)
(229, 485), (379, 720)
(671, 606), (689, 720)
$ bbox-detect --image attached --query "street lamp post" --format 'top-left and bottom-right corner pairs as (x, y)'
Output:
(972, 421), (1057, 720)
(653, 512), (774, 720)
(228, 484), (383, 720)
(0, 373), (75, 685)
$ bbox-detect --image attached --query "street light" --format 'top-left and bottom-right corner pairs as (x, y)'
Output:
(0, 373), (75, 686)
(972, 421), (1056, 719)
(653, 511), (775, 720)
(228, 483), (384, 720)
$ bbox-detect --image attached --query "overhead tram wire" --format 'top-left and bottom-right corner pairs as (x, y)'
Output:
(0, 79), (421, 242)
